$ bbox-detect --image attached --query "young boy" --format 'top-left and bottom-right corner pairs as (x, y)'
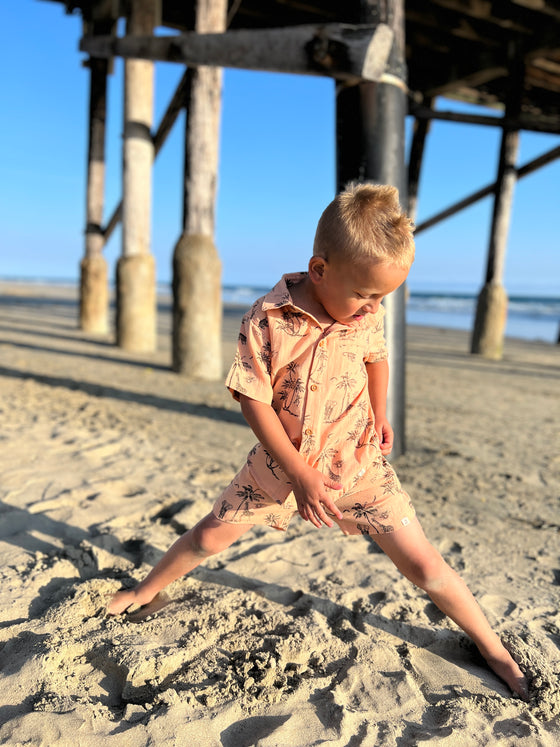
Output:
(107, 184), (527, 699)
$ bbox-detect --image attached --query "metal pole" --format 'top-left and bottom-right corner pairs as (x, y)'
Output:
(335, 0), (408, 456)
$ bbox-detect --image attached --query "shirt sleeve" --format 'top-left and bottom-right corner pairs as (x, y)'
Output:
(364, 306), (388, 363)
(225, 301), (275, 404)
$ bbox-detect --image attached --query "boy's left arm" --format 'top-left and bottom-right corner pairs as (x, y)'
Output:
(366, 359), (393, 456)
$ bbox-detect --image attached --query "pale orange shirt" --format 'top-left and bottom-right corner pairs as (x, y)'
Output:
(226, 273), (388, 502)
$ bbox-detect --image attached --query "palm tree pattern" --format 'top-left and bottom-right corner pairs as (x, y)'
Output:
(216, 482), (268, 523)
(277, 309), (307, 337)
(342, 501), (394, 534)
(278, 361), (304, 415)
(223, 273), (394, 520)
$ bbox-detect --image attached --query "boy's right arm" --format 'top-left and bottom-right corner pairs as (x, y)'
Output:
(239, 394), (343, 529)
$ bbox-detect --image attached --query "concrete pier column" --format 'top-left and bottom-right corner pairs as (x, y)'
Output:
(117, 0), (157, 352)
(116, 254), (156, 350)
(173, 235), (222, 377)
(80, 49), (110, 334)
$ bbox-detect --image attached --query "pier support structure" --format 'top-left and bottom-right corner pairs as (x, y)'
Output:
(471, 54), (523, 360)
(336, 0), (408, 457)
(407, 97), (433, 224)
(172, 0), (227, 379)
(80, 20), (112, 334)
(116, 0), (157, 352)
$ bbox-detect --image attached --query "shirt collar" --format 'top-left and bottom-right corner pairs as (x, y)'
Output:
(261, 273), (307, 311)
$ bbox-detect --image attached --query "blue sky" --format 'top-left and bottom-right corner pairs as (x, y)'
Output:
(2, 1), (559, 296)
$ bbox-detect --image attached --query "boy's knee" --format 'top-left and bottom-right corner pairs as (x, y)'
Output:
(189, 517), (232, 557)
(405, 551), (450, 593)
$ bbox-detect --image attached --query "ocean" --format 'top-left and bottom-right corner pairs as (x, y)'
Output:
(1, 278), (558, 344)
(222, 285), (560, 344)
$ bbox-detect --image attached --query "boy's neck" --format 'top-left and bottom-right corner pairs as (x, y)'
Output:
(289, 274), (334, 326)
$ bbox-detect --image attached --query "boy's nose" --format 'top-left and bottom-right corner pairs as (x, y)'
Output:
(362, 300), (380, 314)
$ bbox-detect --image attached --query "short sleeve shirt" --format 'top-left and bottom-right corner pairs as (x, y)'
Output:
(225, 272), (388, 502)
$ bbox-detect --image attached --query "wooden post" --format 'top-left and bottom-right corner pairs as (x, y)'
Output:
(116, 0), (157, 352)
(172, 0), (227, 379)
(80, 28), (110, 334)
(471, 51), (523, 360)
(407, 98), (433, 223)
(470, 126), (519, 359)
(336, 0), (408, 456)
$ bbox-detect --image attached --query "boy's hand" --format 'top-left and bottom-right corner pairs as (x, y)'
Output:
(375, 416), (394, 456)
(290, 465), (343, 529)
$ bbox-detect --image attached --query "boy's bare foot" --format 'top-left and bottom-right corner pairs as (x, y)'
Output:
(485, 650), (529, 700)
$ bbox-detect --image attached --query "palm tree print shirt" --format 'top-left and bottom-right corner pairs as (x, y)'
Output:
(226, 273), (389, 503)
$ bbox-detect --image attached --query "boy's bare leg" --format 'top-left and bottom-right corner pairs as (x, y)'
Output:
(372, 518), (528, 699)
(107, 513), (253, 615)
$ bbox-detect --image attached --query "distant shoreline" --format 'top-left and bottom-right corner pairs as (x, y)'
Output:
(1, 277), (558, 344)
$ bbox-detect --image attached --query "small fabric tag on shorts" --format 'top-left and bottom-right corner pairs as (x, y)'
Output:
(401, 517), (410, 527)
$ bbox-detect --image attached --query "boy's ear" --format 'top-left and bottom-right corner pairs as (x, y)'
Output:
(308, 256), (327, 284)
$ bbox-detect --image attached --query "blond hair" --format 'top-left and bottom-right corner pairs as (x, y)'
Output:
(313, 183), (415, 269)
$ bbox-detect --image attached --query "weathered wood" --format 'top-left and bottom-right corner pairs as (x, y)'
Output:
(153, 70), (189, 154)
(407, 99), (433, 223)
(102, 70), (189, 244)
(80, 23), (394, 82)
(81, 51), (109, 334)
(172, 0), (227, 380)
(117, 0), (157, 352)
(408, 102), (560, 135)
(471, 46), (523, 360)
(415, 144), (560, 234)
(485, 128), (520, 288)
(470, 125), (520, 359)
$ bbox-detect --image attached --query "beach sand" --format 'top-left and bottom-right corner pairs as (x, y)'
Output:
(0, 282), (559, 746)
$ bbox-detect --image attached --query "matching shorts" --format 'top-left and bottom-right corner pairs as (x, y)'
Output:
(211, 457), (415, 536)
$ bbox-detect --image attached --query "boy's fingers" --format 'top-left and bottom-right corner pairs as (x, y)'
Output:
(299, 505), (322, 528)
(321, 496), (343, 520)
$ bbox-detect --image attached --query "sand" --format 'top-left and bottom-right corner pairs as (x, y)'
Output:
(0, 281), (559, 746)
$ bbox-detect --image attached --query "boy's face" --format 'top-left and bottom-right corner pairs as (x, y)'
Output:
(308, 256), (409, 326)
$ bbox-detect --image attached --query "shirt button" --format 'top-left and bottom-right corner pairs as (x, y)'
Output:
(304, 428), (313, 436)
(310, 384), (318, 391)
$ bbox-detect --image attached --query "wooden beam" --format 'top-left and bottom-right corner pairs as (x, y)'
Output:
(415, 144), (560, 234)
(425, 65), (507, 98)
(80, 23), (394, 82)
(407, 99), (433, 222)
(408, 102), (560, 134)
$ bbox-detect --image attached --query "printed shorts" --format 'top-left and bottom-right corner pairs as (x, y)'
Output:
(211, 457), (415, 536)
